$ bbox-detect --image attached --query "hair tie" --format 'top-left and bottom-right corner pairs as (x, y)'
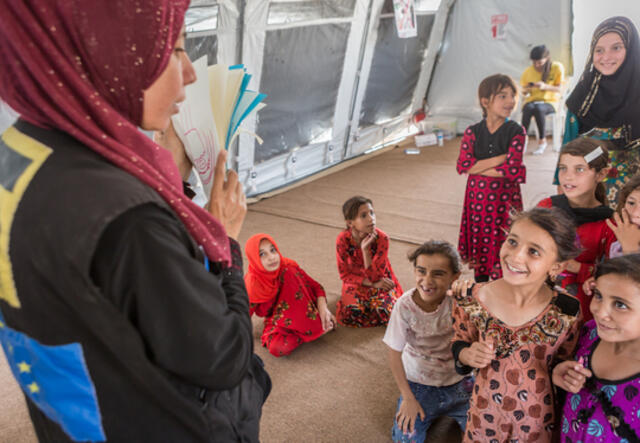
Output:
(584, 146), (604, 164)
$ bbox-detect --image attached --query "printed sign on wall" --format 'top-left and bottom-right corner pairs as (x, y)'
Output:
(393, 0), (417, 38)
(491, 14), (508, 40)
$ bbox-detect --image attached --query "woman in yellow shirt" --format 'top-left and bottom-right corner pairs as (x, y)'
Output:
(520, 45), (564, 154)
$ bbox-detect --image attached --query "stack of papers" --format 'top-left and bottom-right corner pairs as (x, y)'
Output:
(172, 56), (266, 197)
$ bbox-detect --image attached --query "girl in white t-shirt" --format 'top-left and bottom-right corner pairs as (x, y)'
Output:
(384, 241), (473, 443)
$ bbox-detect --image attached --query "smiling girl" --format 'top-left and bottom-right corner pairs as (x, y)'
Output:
(538, 138), (616, 321)
(384, 241), (472, 443)
(457, 74), (527, 282)
(336, 196), (402, 327)
(451, 207), (582, 443)
(558, 16), (640, 205)
(553, 254), (640, 441)
(245, 233), (335, 357)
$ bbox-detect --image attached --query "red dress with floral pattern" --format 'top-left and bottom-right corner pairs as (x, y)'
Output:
(456, 120), (526, 280)
(335, 228), (402, 327)
(250, 263), (326, 357)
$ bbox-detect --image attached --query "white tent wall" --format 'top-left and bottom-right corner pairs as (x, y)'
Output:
(426, 0), (572, 133)
(10, 2), (637, 199)
(229, 0), (447, 196)
(347, 0), (445, 158)
(238, 0), (367, 193)
(570, 0), (640, 91)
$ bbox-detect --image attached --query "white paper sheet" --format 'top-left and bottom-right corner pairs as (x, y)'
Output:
(172, 55), (220, 198)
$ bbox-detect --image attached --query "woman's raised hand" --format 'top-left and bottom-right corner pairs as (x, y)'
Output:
(208, 150), (247, 240)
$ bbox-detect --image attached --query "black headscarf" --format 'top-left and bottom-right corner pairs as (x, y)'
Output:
(565, 16), (640, 145)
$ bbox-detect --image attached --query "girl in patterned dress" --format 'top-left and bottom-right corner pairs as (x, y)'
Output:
(451, 208), (582, 443)
(553, 254), (640, 442)
(336, 196), (402, 327)
(537, 138), (616, 322)
(457, 74), (527, 282)
(245, 233), (335, 357)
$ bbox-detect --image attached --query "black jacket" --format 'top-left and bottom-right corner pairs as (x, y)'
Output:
(0, 120), (269, 442)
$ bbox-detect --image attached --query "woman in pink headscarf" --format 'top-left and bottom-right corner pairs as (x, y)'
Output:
(0, 1), (268, 441)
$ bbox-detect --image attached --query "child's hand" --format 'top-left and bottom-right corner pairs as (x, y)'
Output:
(396, 396), (425, 435)
(565, 259), (581, 274)
(373, 278), (395, 291)
(319, 307), (336, 332)
(446, 279), (475, 298)
(459, 341), (495, 369)
(552, 358), (592, 393)
(582, 277), (596, 296)
(606, 210), (640, 254)
(360, 232), (377, 251)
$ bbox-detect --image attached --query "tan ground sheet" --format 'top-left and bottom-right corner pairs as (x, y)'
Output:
(0, 136), (557, 442)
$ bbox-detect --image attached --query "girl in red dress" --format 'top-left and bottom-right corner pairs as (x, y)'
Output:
(457, 74), (527, 282)
(336, 196), (402, 327)
(537, 138), (616, 321)
(245, 233), (335, 357)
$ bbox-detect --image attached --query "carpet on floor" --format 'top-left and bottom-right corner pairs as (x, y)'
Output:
(0, 136), (558, 443)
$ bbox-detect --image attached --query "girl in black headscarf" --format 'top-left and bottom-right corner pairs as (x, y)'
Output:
(558, 16), (640, 205)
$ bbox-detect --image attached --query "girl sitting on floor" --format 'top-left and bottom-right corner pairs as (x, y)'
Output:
(456, 74), (527, 282)
(245, 233), (335, 357)
(336, 196), (402, 327)
(451, 207), (582, 443)
(553, 254), (640, 441)
(538, 138), (616, 321)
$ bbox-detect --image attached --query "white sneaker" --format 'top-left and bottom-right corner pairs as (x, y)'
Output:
(533, 142), (547, 155)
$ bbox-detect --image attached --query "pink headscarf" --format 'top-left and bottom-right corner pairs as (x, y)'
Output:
(0, 0), (231, 265)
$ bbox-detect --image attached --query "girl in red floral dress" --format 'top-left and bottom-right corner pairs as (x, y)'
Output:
(456, 74), (526, 282)
(537, 138), (616, 321)
(245, 233), (335, 357)
(336, 196), (402, 327)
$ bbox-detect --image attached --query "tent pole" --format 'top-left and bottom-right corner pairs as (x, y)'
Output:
(342, 0), (375, 160)
(411, 0), (456, 114)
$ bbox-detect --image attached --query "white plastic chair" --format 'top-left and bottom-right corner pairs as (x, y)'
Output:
(518, 80), (569, 152)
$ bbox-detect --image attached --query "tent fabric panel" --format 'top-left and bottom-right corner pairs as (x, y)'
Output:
(426, 0), (571, 132)
(266, 0), (356, 26)
(185, 35), (219, 66)
(358, 14), (434, 127)
(254, 23), (351, 164)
